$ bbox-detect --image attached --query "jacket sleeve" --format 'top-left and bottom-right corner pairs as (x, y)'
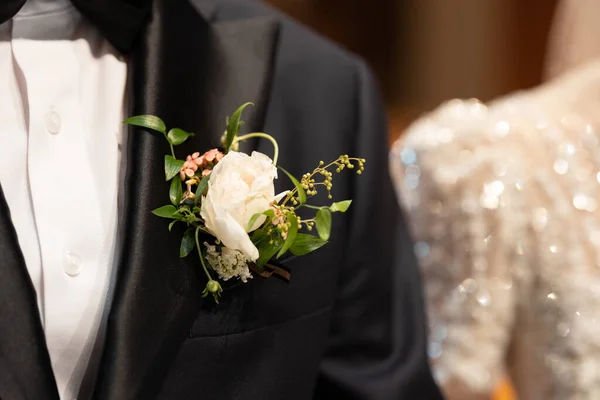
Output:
(313, 60), (444, 400)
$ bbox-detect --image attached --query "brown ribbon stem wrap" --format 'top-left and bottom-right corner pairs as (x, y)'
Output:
(249, 263), (291, 282)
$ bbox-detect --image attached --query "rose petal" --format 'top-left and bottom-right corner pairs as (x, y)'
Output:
(213, 213), (259, 261)
(274, 190), (290, 203)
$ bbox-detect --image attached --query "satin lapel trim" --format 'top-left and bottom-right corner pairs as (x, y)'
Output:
(92, 1), (280, 398)
(0, 185), (58, 400)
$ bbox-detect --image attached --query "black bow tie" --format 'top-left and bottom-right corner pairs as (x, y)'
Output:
(0, 0), (152, 53)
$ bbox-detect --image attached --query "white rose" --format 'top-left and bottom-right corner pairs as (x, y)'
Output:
(200, 151), (285, 261)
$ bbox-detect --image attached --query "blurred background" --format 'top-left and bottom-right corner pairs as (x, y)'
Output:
(265, 0), (560, 399)
(266, 0), (557, 144)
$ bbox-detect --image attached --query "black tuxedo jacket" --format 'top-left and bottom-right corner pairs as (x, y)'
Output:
(0, 0), (443, 399)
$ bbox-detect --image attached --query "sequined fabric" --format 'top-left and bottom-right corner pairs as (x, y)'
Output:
(390, 61), (600, 400)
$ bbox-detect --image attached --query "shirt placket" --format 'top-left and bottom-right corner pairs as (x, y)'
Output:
(11, 15), (106, 399)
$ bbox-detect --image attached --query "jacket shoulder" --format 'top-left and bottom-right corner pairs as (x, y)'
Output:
(217, 0), (366, 79)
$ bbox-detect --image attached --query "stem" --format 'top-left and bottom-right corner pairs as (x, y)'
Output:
(195, 227), (213, 281)
(300, 204), (322, 210)
(164, 132), (176, 158)
(282, 159), (345, 207)
(234, 133), (279, 166)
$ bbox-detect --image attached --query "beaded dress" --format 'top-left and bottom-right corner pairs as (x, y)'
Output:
(391, 61), (600, 400)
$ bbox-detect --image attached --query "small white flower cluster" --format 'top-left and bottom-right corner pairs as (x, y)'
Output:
(204, 242), (253, 283)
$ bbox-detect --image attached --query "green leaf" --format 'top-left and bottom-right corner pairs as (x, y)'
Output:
(290, 233), (328, 256)
(247, 213), (263, 231)
(168, 220), (178, 232)
(167, 128), (194, 146)
(277, 212), (298, 258)
(123, 115), (166, 134)
(251, 229), (269, 244)
(330, 200), (352, 212)
(194, 174), (211, 205)
(152, 205), (179, 219)
(315, 208), (332, 241)
(255, 237), (283, 268)
(180, 228), (196, 258)
(224, 102), (253, 152)
(165, 155), (185, 181)
(278, 166), (306, 204)
(169, 177), (182, 206)
(247, 209), (275, 231)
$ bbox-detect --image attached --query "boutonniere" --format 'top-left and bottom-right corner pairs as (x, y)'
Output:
(125, 103), (365, 302)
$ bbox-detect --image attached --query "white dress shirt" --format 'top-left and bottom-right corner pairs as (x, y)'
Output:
(0, 1), (127, 398)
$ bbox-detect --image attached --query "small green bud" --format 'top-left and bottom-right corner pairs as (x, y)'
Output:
(206, 280), (221, 293)
(202, 280), (223, 303)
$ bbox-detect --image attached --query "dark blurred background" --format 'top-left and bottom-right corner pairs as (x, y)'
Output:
(266, 0), (558, 146)
(265, 1), (560, 399)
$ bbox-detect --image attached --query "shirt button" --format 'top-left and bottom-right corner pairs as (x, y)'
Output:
(45, 111), (61, 134)
(64, 250), (82, 277)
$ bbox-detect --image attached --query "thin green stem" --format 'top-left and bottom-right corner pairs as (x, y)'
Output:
(234, 132), (279, 166)
(300, 204), (322, 210)
(164, 132), (176, 158)
(195, 227), (213, 281)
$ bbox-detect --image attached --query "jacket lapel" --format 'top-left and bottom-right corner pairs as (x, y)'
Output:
(0, 185), (59, 400)
(92, 0), (280, 398)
